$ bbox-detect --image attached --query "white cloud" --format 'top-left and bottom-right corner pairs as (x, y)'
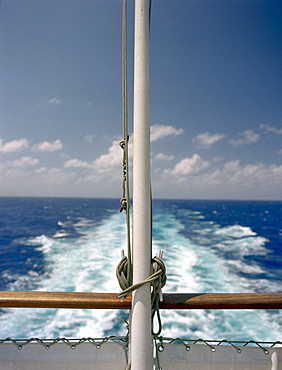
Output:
(0, 138), (29, 153)
(211, 161), (282, 188)
(93, 140), (123, 173)
(64, 158), (91, 168)
(166, 154), (209, 176)
(259, 124), (282, 135)
(38, 167), (75, 185)
(155, 152), (174, 161)
(47, 97), (61, 105)
(9, 156), (39, 168)
(192, 132), (225, 148)
(34, 167), (47, 174)
(62, 139), (127, 194)
(157, 155), (282, 199)
(31, 140), (63, 152)
(83, 135), (95, 143)
(150, 124), (184, 142)
(64, 139), (128, 175)
(229, 130), (260, 146)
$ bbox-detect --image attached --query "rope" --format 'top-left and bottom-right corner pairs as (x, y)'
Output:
(116, 251), (167, 335)
(119, 0), (132, 287)
(151, 252), (167, 336)
(117, 0), (166, 337)
(116, 250), (131, 297)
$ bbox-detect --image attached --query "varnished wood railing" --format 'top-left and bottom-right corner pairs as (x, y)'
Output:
(0, 291), (281, 309)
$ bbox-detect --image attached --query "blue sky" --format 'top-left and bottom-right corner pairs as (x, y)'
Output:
(1, 0), (281, 200)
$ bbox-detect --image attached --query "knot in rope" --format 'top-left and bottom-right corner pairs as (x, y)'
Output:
(117, 252), (166, 301)
(116, 251), (166, 335)
(119, 198), (128, 212)
(151, 253), (166, 336)
(116, 252), (132, 295)
(119, 138), (129, 212)
(151, 255), (166, 297)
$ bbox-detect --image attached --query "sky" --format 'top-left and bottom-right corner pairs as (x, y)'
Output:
(1, 0), (282, 200)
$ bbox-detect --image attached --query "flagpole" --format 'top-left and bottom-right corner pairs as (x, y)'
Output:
(131, 0), (152, 368)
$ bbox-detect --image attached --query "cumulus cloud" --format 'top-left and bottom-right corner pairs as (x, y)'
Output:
(31, 140), (63, 152)
(9, 156), (39, 168)
(259, 124), (282, 135)
(64, 139), (128, 175)
(150, 124), (184, 142)
(93, 140), (123, 173)
(158, 154), (282, 199)
(212, 160), (282, 187)
(38, 167), (75, 184)
(192, 132), (225, 148)
(166, 154), (209, 177)
(47, 97), (61, 105)
(64, 158), (91, 168)
(229, 130), (260, 146)
(34, 167), (47, 174)
(0, 138), (29, 153)
(155, 153), (174, 161)
(60, 139), (126, 194)
(65, 128), (182, 178)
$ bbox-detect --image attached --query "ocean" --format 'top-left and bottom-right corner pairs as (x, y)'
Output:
(0, 197), (281, 341)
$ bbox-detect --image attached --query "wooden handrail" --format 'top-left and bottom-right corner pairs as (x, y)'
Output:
(161, 293), (282, 309)
(0, 291), (282, 309)
(0, 292), (130, 309)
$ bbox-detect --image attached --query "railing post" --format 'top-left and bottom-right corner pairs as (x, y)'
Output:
(131, 0), (152, 368)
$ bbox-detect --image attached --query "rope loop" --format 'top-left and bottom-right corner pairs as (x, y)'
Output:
(116, 251), (167, 335)
(151, 253), (166, 336)
(119, 198), (128, 212)
(151, 255), (166, 297)
(119, 140), (126, 149)
(116, 252), (132, 299)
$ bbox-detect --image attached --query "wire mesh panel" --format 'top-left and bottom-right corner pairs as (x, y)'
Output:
(156, 343), (281, 370)
(0, 339), (127, 370)
(1, 337), (281, 369)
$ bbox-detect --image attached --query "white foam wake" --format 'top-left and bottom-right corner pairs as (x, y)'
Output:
(1, 204), (281, 342)
(0, 212), (128, 338)
(152, 206), (281, 341)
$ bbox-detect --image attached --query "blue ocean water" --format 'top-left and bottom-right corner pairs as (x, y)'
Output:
(0, 197), (281, 341)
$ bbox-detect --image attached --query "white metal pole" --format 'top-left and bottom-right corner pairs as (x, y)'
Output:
(131, 0), (152, 368)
